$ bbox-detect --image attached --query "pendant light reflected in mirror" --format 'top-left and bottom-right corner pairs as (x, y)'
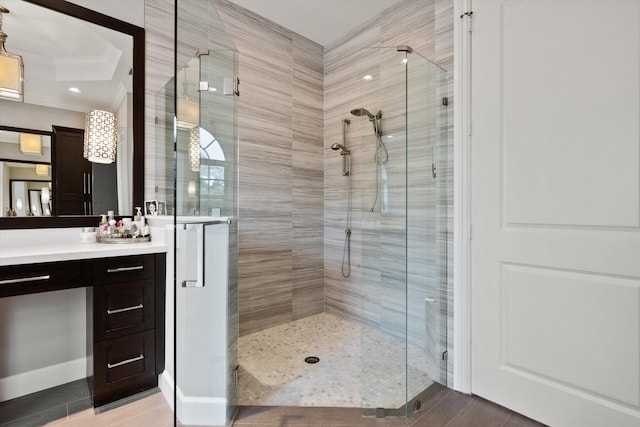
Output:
(0, 6), (24, 102)
(19, 133), (42, 155)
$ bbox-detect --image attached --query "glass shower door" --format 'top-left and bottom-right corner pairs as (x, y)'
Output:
(358, 46), (410, 417)
(358, 46), (449, 417)
(405, 49), (449, 413)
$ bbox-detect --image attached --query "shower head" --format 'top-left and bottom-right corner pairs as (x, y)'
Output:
(350, 108), (375, 120)
(331, 143), (349, 153)
(351, 108), (383, 138)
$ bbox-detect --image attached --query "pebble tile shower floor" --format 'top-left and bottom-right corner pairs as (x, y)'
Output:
(238, 313), (435, 409)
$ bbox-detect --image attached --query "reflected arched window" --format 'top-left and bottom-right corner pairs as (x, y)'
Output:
(198, 127), (225, 215)
(199, 127), (225, 161)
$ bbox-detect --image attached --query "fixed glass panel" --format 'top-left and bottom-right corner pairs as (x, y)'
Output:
(406, 49), (449, 413)
(170, 1), (239, 426)
(358, 47), (410, 416)
(358, 46), (449, 417)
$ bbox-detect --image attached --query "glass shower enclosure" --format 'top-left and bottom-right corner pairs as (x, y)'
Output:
(156, 2), (449, 421)
(154, 1), (239, 425)
(354, 46), (449, 417)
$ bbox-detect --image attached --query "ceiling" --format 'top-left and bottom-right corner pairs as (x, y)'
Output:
(0, 0), (401, 116)
(1, 0), (133, 114)
(227, 0), (404, 46)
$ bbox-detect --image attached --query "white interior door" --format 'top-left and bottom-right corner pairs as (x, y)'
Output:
(470, 1), (640, 426)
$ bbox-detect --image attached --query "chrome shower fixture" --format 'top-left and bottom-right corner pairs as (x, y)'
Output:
(331, 143), (349, 154)
(350, 108), (375, 120)
(350, 108), (382, 138)
(350, 107), (388, 212)
(332, 118), (352, 177)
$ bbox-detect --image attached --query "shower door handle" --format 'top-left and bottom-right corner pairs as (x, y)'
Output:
(177, 223), (204, 288)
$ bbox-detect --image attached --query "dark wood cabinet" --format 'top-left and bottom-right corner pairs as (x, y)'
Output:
(52, 126), (92, 215)
(89, 253), (165, 407)
(0, 252), (166, 408)
(0, 260), (91, 297)
(92, 330), (157, 407)
(93, 278), (155, 342)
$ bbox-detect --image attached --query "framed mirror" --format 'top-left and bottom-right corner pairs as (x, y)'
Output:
(0, 0), (144, 229)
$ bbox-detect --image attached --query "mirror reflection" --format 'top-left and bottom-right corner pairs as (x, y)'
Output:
(0, 0), (134, 218)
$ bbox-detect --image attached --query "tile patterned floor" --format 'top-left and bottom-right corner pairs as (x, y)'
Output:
(0, 379), (92, 426)
(234, 388), (548, 427)
(238, 313), (435, 409)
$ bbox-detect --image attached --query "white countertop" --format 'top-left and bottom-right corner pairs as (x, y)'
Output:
(0, 241), (168, 266)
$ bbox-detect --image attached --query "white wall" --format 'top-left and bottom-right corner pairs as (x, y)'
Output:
(0, 228), (87, 401)
(66, 0), (145, 27)
(0, 142), (52, 164)
(0, 102), (85, 132)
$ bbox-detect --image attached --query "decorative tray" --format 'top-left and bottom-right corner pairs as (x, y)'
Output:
(96, 235), (151, 244)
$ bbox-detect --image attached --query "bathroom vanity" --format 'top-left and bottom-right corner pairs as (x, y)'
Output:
(0, 241), (167, 407)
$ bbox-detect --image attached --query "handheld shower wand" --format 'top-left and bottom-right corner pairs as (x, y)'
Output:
(331, 143), (349, 153)
(350, 108), (388, 212)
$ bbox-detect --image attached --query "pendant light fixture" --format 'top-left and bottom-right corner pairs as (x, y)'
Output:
(84, 110), (118, 164)
(0, 6), (24, 102)
(189, 126), (200, 172)
(20, 133), (43, 155)
(35, 164), (49, 176)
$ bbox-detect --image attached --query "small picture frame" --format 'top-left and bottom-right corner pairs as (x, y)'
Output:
(157, 201), (166, 216)
(145, 200), (158, 216)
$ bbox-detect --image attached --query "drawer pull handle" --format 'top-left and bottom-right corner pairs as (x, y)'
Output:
(107, 304), (143, 315)
(0, 275), (51, 285)
(107, 354), (144, 369)
(107, 265), (144, 273)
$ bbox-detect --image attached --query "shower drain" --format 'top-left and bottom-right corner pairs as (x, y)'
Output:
(304, 356), (320, 364)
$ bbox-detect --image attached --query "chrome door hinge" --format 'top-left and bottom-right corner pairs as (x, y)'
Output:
(460, 10), (473, 32)
(234, 76), (240, 96)
(233, 365), (239, 387)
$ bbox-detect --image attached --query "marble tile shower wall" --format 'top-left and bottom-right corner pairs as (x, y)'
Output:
(144, 0), (174, 201)
(146, 0), (237, 211)
(212, 0), (325, 335)
(144, 0), (324, 337)
(323, 0), (454, 384)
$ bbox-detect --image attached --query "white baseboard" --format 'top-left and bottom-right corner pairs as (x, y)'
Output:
(0, 358), (86, 401)
(158, 371), (175, 411)
(157, 371), (228, 426)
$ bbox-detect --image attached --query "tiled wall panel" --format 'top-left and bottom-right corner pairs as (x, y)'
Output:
(146, 0), (325, 336)
(144, 0), (175, 201)
(213, 0), (325, 335)
(323, 0), (454, 385)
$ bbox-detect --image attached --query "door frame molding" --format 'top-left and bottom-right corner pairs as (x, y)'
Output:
(453, 0), (473, 394)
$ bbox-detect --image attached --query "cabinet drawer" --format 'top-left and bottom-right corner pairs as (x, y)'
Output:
(93, 255), (154, 285)
(0, 261), (90, 297)
(93, 330), (156, 407)
(94, 279), (154, 341)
